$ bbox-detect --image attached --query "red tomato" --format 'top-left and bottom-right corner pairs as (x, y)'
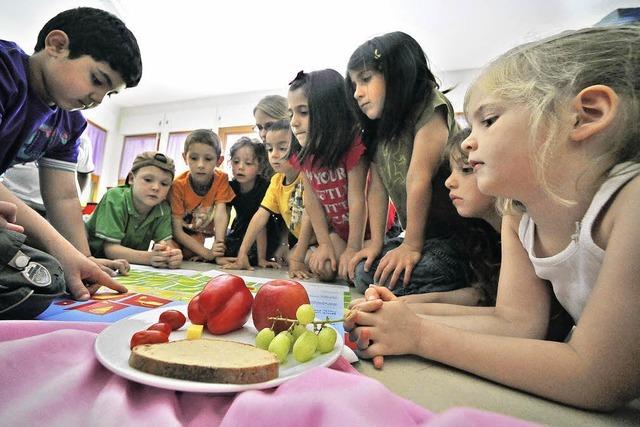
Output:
(130, 330), (169, 349)
(187, 293), (207, 325)
(159, 309), (186, 330)
(147, 322), (172, 335)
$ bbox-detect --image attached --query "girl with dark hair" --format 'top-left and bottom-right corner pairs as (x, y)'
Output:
(346, 27), (639, 408)
(222, 120), (305, 273)
(217, 137), (281, 267)
(287, 69), (366, 281)
(287, 69), (396, 282)
(345, 31), (471, 296)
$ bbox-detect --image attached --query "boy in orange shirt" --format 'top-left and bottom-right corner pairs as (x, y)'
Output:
(169, 129), (235, 262)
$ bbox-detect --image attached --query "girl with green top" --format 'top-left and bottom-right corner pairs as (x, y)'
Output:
(86, 151), (182, 269)
(346, 31), (475, 295)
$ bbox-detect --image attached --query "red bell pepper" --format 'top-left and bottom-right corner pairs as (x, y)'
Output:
(187, 274), (253, 335)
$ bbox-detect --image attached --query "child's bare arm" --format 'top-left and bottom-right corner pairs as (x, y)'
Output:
(289, 212), (313, 279)
(254, 227), (279, 268)
(302, 176), (337, 275)
(221, 207), (271, 270)
(171, 215), (216, 260)
(40, 168), (90, 253)
(340, 158), (368, 278)
(400, 287), (485, 307)
(374, 114), (449, 289)
(348, 214), (640, 410)
(348, 165), (388, 280)
(104, 242), (154, 266)
(0, 183), (127, 299)
(213, 202), (229, 243)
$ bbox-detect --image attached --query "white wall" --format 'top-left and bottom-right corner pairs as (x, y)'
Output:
(87, 68), (478, 200)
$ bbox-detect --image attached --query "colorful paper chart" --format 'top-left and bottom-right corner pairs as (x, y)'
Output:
(37, 268), (349, 336)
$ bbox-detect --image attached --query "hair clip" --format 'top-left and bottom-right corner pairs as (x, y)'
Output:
(374, 49), (382, 60)
(289, 70), (305, 85)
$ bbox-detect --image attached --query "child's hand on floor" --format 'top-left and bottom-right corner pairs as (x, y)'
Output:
(347, 244), (382, 281)
(349, 284), (398, 308)
(55, 248), (128, 300)
(338, 246), (358, 280)
(272, 244), (289, 265)
(257, 258), (281, 269)
(209, 241), (226, 260)
(309, 243), (337, 276)
(221, 254), (253, 271)
(214, 256), (236, 265)
(374, 243), (421, 290)
(346, 286), (414, 369)
(289, 258), (312, 279)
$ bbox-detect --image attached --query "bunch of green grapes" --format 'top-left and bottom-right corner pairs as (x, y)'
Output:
(255, 304), (338, 363)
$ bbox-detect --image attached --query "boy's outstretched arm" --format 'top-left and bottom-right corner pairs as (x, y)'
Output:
(40, 167), (91, 251)
(211, 201), (229, 258)
(0, 183), (127, 299)
(39, 167), (129, 275)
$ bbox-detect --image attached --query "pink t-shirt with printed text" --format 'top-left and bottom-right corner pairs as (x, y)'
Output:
(294, 136), (396, 242)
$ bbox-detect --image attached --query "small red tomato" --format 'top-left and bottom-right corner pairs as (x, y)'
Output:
(159, 309), (186, 330)
(130, 330), (169, 349)
(147, 322), (172, 335)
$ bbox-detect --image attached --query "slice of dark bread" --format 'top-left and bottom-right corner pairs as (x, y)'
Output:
(129, 338), (279, 384)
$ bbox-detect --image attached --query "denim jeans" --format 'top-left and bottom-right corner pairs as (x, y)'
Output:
(353, 236), (472, 296)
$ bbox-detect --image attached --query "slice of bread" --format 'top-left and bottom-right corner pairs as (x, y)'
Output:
(129, 339), (279, 384)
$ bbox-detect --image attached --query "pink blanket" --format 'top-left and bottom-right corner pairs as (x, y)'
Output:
(0, 321), (537, 426)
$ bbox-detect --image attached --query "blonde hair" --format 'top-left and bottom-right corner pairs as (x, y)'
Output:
(253, 95), (288, 120)
(466, 26), (640, 212)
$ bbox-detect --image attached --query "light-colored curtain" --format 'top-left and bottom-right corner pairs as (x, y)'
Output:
(118, 134), (158, 180)
(85, 122), (106, 176)
(167, 131), (190, 176)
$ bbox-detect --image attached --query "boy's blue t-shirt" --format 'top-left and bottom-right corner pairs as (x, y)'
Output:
(0, 40), (86, 174)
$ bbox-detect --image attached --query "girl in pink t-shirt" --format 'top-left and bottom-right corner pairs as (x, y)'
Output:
(287, 69), (369, 282)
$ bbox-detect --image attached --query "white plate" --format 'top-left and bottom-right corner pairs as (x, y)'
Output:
(94, 305), (343, 393)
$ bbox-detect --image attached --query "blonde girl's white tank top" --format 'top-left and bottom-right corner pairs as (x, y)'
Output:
(518, 162), (640, 323)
